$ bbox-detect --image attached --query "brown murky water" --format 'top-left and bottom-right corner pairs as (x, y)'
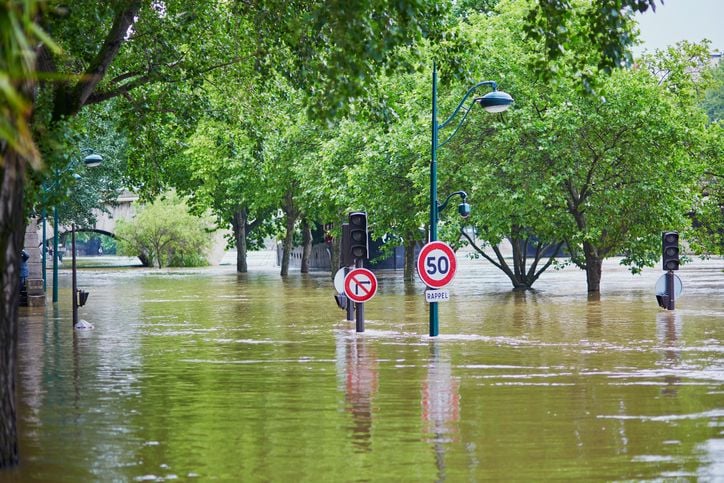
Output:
(7, 254), (724, 481)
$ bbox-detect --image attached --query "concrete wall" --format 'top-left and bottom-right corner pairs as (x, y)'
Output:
(23, 218), (45, 306)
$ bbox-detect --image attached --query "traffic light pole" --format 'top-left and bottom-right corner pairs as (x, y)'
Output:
(355, 258), (364, 333)
(665, 270), (675, 310)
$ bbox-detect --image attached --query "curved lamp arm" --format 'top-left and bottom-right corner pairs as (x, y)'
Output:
(437, 81), (498, 148)
(437, 190), (468, 213)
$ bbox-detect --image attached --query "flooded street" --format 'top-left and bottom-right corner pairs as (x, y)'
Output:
(8, 253), (724, 481)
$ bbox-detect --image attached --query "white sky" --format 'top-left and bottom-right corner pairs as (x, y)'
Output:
(634, 0), (723, 54)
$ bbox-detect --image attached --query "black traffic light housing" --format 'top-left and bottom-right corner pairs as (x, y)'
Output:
(348, 212), (368, 260)
(662, 231), (679, 271)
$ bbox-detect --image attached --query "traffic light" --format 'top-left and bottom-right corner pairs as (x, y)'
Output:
(662, 231), (679, 271)
(348, 212), (368, 260)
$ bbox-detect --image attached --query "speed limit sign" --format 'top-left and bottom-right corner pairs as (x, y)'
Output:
(416, 241), (457, 289)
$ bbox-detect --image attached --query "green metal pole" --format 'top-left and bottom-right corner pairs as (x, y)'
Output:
(429, 63), (439, 337)
(72, 224), (78, 327)
(53, 206), (59, 303)
(41, 208), (47, 291)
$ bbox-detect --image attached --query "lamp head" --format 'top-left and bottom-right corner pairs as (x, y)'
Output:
(458, 202), (471, 219)
(477, 90), (514, 113)
(84, 153), (103, 168)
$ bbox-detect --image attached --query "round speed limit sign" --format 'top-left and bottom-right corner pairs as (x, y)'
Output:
(416, 241), (457, 289)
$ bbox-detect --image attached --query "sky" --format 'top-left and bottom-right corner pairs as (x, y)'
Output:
(634, 0), (723, 54)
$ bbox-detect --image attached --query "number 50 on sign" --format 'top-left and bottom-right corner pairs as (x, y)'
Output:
(416, 241), (457, 289)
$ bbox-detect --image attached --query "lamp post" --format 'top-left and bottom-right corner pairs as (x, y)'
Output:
(429, 63), (513, 336)
(42, 152), (103, 303)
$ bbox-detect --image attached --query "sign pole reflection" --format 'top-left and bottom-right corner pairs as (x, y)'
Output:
(422, 341), (460, 480)
(336, 331), (379, 453)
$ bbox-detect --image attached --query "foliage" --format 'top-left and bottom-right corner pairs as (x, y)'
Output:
(525, 0), (659, 92)
(686, 122), (723, 256)
(115, 192), (214, 268)
(702, 60), (724, 123)
(0, 0), (57, 166)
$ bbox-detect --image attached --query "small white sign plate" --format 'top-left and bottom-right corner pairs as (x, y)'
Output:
(333, 268), (347, 294)
(425, 289), (450, 303)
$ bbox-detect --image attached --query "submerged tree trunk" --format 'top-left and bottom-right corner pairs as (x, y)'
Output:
(583, 241), (603, 292)
(0, 148), (27, 468)
(280, 191), (299, 277)
(403, 239), (416, 282)
(330, 229), (341, 279)
(300, 218), (312, 274)
(232, 208), (248, 273)
(461, 230), (562, 290)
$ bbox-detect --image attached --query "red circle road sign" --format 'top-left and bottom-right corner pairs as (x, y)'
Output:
(416, 241), (457, 288)
(344, 268), (378, 303)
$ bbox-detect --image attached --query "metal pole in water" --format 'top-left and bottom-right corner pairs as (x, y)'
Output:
(355, 259), (364, 332)
(72, 224), (78, 327)
(345, 266), (354, 322)
(666, 270), (675, 311)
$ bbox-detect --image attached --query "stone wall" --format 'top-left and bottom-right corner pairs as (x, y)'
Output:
(23, 218), (45, 306)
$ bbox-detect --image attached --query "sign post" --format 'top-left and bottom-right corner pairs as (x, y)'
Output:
(416, 241), (457, 336)
(344, 266), (378, 333)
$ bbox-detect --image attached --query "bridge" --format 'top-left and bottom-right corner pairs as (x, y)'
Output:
(39, 190), (139, 243)
(21, 191), (139, 306)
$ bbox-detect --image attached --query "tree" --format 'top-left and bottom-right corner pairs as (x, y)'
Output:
(690, 59), (724, 256)
(261, 97), (324, 277)
(534, 61), (711, 291)
(174, 112), (274, 273)
(115, 192), (214, 268)
(0, 0), (49, 467)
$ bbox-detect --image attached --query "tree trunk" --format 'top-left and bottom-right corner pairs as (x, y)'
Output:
(281, 215), (295, 277)
(280, 192), (298, 277)
(300, 219), (312, 274)
(583, 242), (603, 292)
(0, 148), (26, 468)
(231, 208), (248, 273)
(509, 237), (532, 290)
(403, 239), (416, 282)
(330, 231), (341, 275)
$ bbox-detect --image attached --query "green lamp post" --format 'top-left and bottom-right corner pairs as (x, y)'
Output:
(47, 152), (103, 303)
(429, 63), (514, 336)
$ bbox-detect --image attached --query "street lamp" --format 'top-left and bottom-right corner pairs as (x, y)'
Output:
(40, 151), (103, 303)
(429, 63), (513, 337)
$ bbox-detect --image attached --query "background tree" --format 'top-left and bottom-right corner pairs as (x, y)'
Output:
(689, 59), (723, 256)
(261, 95), (323, 277)
(173, 107), (274, 273)
(115, 191), (214, 268)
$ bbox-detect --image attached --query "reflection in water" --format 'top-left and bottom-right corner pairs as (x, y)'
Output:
(656, 311), (682, 397)
(336, 331), (378, 452)
(422, 341), (460, 482)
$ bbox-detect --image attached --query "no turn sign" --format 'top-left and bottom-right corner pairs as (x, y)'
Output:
(344, 268), (378, 303)
(416, 241), (457, 289)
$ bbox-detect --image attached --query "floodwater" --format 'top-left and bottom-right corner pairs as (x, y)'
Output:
(7, 253), (724, 481)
